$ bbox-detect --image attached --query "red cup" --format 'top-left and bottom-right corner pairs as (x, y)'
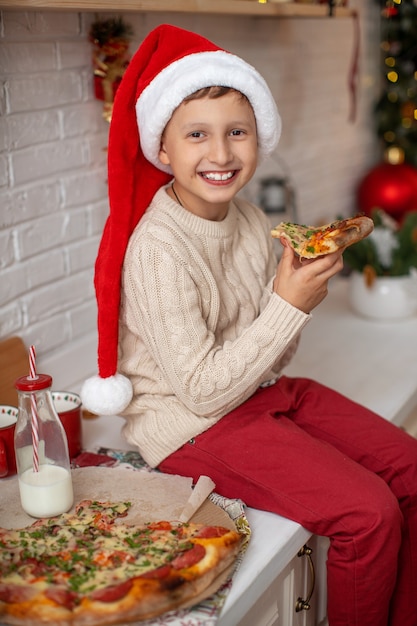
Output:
(0, 405), (18, 478)
(52, 392), (83, 460)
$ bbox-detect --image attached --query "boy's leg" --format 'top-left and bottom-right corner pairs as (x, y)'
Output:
(277, 375), (417, 626)
(159, 377), (417, 626)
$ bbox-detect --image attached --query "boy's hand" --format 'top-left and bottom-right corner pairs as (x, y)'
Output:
(273, 239), (344, 314)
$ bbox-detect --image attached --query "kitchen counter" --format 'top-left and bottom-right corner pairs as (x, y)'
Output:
(285, 276), (417, 426)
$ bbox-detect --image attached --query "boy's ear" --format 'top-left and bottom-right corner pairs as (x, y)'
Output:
(158, 142), (170, 166)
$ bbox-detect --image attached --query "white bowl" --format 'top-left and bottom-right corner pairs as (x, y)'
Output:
(349, 272), (417, 320)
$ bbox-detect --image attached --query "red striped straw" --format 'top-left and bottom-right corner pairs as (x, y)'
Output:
(29, 345), (39, 472)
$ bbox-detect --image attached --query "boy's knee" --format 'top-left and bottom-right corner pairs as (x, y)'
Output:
(358, 487), (403, 545)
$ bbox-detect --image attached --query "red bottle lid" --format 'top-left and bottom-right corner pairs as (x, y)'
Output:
(15, 374), (53, 392)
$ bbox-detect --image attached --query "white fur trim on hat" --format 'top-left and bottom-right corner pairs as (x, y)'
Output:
(80, 373), (133, 416)
(136, 50), (281, 174)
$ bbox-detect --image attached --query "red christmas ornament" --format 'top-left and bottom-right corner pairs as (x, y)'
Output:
(357, 162), (417, 221)
(382, 7), (398, 18)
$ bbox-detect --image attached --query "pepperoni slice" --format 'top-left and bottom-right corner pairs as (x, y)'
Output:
(75, 500), (93, 515)
(0, 583), (37, 603)
(21, 556), (46, 577)
(90, 579), (133, 603)
(171, 543), (206, 569)
(44, 587), (78, 609)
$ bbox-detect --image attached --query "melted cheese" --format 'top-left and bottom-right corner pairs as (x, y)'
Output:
(0, 502), (203, 597)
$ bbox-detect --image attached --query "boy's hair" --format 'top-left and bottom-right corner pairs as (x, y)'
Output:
(161, 88), (250, 138)
(183, 86), (248, 103)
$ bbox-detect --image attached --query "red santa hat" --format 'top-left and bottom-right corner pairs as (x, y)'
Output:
(81, 23), (281, 415)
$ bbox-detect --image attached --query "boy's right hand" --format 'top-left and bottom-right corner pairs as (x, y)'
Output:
(272, 239), (344, 314)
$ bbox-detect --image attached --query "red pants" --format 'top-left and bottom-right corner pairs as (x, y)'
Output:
(159, 377), (417, 626)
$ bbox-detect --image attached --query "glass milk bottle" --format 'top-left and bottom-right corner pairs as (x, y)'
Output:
(14, 374), (74, 518)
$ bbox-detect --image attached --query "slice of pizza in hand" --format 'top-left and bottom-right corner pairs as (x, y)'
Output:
(271, 215), (374, 259)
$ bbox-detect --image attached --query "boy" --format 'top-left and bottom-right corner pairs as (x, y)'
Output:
(82, 24), (417, 625)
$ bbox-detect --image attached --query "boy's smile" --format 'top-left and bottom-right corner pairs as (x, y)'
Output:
(201, 171), (235, 181)
(159, 90), (258, 221)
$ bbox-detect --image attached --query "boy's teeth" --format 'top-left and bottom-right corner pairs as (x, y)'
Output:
(203, 172), (234, 181)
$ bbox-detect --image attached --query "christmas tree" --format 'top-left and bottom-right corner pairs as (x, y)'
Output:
(374, 0), (417, 166)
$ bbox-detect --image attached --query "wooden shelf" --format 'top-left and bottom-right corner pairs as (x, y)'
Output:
(0, 0), (354, 18)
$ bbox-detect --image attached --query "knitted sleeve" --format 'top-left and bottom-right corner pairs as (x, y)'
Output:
(122, 210), (309, 419)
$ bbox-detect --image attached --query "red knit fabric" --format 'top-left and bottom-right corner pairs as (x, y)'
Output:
(95, 25), (223, 378)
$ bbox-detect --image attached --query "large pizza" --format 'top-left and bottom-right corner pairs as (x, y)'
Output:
(271, 215), (374, 259)
(0, 498), (243, 625)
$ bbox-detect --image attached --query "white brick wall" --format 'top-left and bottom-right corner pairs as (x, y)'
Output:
(0, 2), (380, 390)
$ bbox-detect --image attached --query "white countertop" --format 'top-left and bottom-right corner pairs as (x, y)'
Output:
(285, 277), (417, 425)
(82, 277), (417, 626)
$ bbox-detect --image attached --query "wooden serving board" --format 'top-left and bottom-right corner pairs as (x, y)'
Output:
(0, 466), (235, 530)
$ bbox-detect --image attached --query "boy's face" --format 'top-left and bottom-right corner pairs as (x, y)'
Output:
(159, 91), (258, 221)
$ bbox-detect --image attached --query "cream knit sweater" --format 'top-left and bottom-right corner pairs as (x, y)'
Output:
(119, 186), (310, 467)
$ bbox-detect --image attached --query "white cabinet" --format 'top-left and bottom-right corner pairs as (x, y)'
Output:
(233, 534), (332, 626)
(235, 538), (320, 626)
(274, 545), (316, 626)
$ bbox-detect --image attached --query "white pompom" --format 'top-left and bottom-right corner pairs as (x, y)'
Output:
(80, 373), (133, 415)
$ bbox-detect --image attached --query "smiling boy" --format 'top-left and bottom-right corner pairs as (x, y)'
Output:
(82, 25), (417, 626)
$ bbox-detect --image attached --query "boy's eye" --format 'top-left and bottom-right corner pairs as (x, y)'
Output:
(230, 129), (245, 136)
(189, 131), (204, 138)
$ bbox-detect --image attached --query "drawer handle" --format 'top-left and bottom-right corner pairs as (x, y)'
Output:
(295, 544), (315, 612)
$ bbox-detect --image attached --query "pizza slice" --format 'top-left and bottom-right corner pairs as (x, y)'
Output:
(0, 499), (244, 626)
(271, 215), (374, 259)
